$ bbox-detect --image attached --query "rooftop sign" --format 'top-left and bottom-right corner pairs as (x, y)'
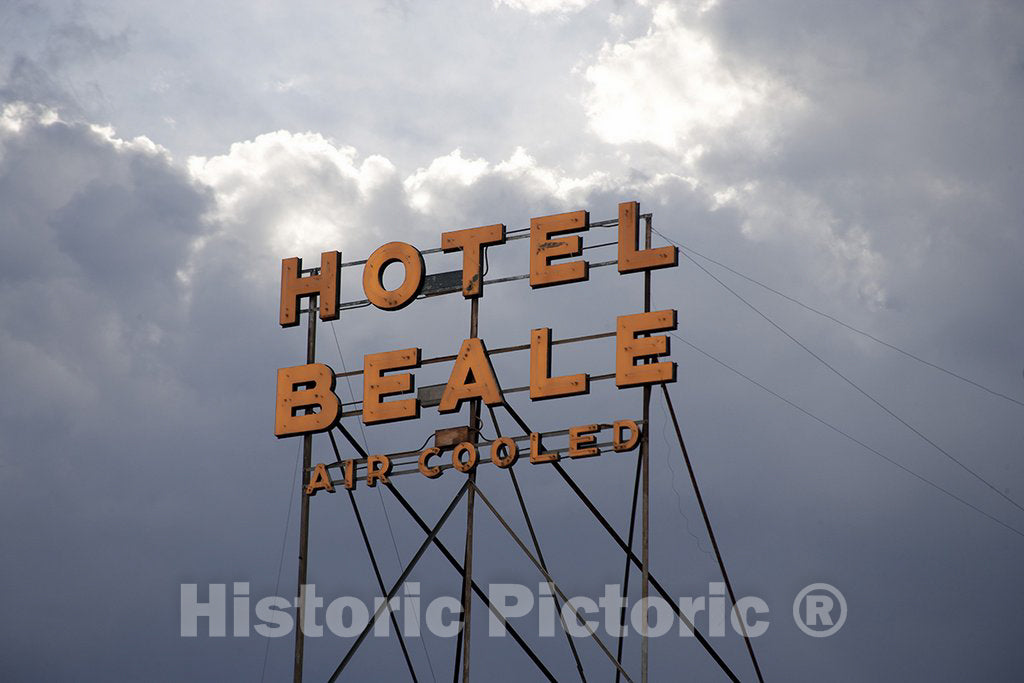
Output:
(273, 201), (679, 493)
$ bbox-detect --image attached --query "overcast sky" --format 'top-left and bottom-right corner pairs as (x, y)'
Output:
(2, 0), (1023, 680)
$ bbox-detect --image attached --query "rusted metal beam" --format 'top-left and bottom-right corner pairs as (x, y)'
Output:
(469, 480), (634, 682)
(486, 406), (588, 683)
(661, 383), (766, 683)
(327, 481), (469, 682)
(328, 423), (559, 682)
(614, 445), (643, 683)
(326, 431), (419, 682)
(456, 295), (480, 683)
(333, 214), (650, 270)
(294, 292), (317, 683)
(641, 213), (652, 683)
(334, 330), (616, 379)
(499, 402), (741, 683)
(339, 373), (618, 417)
(335, 259), (620, 311)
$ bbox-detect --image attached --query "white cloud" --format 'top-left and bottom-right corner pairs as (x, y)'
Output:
(494, 0), (596, 15)
(188, 130), (401, 264)
(718, 181), (887, 308)
(403, 149), (490, 213)
(582, 3), (792, 154)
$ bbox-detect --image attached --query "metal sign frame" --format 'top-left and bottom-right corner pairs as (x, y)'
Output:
(275, 205), (761, 682)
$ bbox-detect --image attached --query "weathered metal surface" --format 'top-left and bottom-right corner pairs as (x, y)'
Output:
(434, 425), (472, 449)
(362, 348), (420, 424)
(618, 201), (677, 274)
(294, 292), (317, 683)
(280, 251), (340, 327)
(530, 327), (589, 400)
(417, 382), (447, 407)
(441, 223), (505, 297)
(529, 210), (590, 288)
(421, 269), (463, 296)
(438, 338), (503, 414)
(275, 362), (339, 437)
(615, 310), (677, 388)
(362, 241), (424, 310)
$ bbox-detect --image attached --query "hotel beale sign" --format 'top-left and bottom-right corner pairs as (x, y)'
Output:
(274, 201), (679, 495)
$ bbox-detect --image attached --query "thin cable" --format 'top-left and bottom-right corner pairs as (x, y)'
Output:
(658, 401), (713, 556)
(660, 383), (766, 683)
(329, 320), (438, 682)
(672, 332), (1024, 540)
(329, 321), (405, 565)
(328, 431), (419, 682)
(656, 230), (1024, 408)
(485, 405), (588, 682)
(672, 245), (1024, 517)
(260, 442), (301, 683)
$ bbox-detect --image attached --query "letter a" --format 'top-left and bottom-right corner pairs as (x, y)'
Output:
(305, 463), (335, 496)
(438, 338), (504, 413)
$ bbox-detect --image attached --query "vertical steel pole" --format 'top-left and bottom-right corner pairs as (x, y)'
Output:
(294, 293), (317, 683)
(641, 216), (652, 683)
(459, 295), (480, 683)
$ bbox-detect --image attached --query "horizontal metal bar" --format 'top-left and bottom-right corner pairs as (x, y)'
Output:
(339, 231), (533, 269)
(336, 258), (621, 311)
(337, 370), (614, 419)
(332, 425), (581, 467)
(384, 440), (620, 479)
(331, 437), (629, 482)
(503, 372), (616, 397)
(333, 213), (651, 270)
(335, 330), (615, 379)
(329, 418), (645, 476)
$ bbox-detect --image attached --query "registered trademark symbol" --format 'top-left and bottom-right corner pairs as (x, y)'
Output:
(793, 583), (847, 637)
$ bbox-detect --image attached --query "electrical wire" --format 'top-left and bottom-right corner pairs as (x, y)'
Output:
(260, 441), (301, 683)
(655, 230), (1024, 408)
(663, 238), (1024, 518)
(671, 332), (1024, 540)
(657, 400), (713, 556)
(329, 320), (438, 683)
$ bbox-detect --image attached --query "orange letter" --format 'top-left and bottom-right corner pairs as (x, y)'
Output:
(529, 210), (589, 288)
(616, 310), (677, 388)
(305, 463), (336, 496)
(438, 338), (504, 413)
(366, 455), (392, 487)
(529, 432), (558, 464)
(613, 419), (640, 452)
(419, 448), (443, 479)
(569, 424), (600, 458)
(490, 437), (518, 468)
(275, 363), (341, 437)
(280, 251), (340, 327)
(530, 327), (589, 400)
(617, 201), (677, 274)
(363, 348), (421, 425)
(441, 224), (506, 297)
(363, 242), (424, 310)
(452, 442), (478, 473)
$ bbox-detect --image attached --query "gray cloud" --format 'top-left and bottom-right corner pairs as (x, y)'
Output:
(1, 1), (1023, 680)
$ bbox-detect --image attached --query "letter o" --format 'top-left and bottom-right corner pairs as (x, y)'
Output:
(452, 442), (478, 473)
(363, 242), (425, 310)
(490, 437), (518, 468)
